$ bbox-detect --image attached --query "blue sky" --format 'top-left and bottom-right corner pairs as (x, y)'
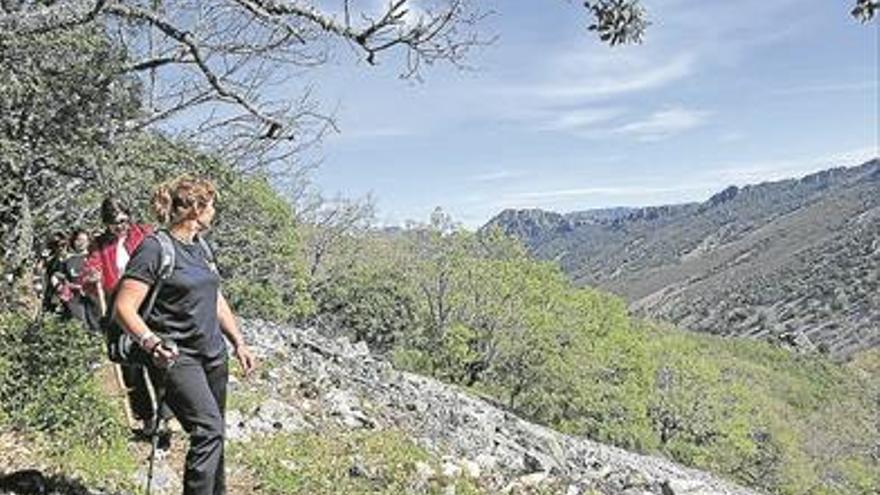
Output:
(303, 0), (878, 228)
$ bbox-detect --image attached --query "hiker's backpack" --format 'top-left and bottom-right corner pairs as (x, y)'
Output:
(103, 230), (215, 365)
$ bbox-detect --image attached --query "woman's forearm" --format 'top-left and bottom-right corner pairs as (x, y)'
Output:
(217, 290), (245, 349)
(115, 279), (159, 349)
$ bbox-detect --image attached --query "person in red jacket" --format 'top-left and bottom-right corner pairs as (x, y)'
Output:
(81, 198), (153, 309)
(80, 196), (160, 437)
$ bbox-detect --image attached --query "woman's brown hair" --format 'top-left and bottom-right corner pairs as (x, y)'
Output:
(152, 175), (218, 225)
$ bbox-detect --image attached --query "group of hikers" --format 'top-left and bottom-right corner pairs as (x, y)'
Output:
(41, 198), (149, 329)
(37, 175), (256, 495)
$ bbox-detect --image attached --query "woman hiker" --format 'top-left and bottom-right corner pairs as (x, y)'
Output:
(59, 228), (101, 329)
(80, 197), (159, 434)
(114, 175), (256, 495)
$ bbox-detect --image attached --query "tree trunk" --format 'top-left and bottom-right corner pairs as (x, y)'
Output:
(8, 193), (39, 317)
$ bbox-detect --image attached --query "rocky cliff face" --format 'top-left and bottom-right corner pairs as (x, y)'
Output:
(223, 319), (757, 495)
(485, 159), (880, 358)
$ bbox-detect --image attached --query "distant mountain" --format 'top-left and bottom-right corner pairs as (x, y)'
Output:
(484, 159), (880, 358)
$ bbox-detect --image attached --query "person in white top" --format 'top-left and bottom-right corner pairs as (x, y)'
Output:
(80, 196), (161, 438)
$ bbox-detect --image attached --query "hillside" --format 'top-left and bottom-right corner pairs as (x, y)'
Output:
(0, 319), (757, 495)
(484, 159), (880, 358)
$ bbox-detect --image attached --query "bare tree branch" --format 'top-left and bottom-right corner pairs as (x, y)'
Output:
(5, 0), (868, 187)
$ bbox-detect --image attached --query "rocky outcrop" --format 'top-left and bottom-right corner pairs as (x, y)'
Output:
(229, 319), (758, 495)
(483, 209), (574, 250)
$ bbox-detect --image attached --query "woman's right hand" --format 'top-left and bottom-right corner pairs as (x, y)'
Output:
(151, 341), (180, 369)
(86, 268), (101, 282)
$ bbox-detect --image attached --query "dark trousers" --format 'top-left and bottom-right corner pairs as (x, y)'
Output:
(153, 354), (228, 495)
(64, 296), (101, 332)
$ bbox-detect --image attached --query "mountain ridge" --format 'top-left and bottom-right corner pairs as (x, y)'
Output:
(484, 159), (880, 357)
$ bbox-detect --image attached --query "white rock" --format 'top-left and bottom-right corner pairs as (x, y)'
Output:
(414, 461), (436, 483)
(224, 409), (246, 441)
(441, 461), (462, 478)
(459, 459), (481, 479)
(501, 481), (521, 494)
(475, 453), (498, 471)
(666, 479), (710, 495)
(519, 471), (549, 487)
(352, 341), (370, 357)
(135, 460), (179, 494)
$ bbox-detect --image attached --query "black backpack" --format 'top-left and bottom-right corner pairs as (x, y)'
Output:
(103, 230), (215, 365)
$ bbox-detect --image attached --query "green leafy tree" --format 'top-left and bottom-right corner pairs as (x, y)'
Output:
(313, 265), (415, 353)
(216, 175), (314, 322)
(0, 26), (140, 309)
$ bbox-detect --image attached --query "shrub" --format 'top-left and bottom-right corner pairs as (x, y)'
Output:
(313, 268), (415, 354)
(0, 313), (126, 448)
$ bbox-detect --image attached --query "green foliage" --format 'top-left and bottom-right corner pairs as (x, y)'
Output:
(314, 267), (414, 353)
(215, 174), (314, 322)
(639, 324), (880, 494)
(228, 386), (269, 414)
(0, 313), (127, 448)
(230, 430), (486, 494)
(0, 23), (311, 323)
(0, 25), (141, 302)
(53, 438), (139, 493)
(0, 312), (137, 488)
(315, 213), (879, 494)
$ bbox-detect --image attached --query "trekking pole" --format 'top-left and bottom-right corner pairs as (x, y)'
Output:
(145, 384), (166, 495)
(146, 340), (178, 495)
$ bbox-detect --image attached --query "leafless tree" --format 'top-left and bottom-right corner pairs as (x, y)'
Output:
(300, 193), (376, 280)
(1, 0), (493, 170)
(4, 0), (869, 173)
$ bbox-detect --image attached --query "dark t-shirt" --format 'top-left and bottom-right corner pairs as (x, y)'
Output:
(63, 254), (86, 282)
(122, 234), (226, 359)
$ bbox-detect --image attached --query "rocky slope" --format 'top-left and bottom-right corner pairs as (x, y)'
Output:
(0, 319), (759, 495)
(484, 159), (880, 358)
(221, 319), (756, 495)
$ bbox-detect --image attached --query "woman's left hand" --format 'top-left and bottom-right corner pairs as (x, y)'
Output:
(235, 344), (257, 377)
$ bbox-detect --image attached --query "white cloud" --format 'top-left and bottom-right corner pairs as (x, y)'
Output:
(707, 146), (879, 185)
(505, 185), (694, 200)
(550, 106), (710, 141)
(469, 146), (879, 223)
(718, 131), (746, 143)
(336, 126), (417, 140)
(611, 107), (710, 141)
(535, 107), (625, 132)
(529, 52), (697, 100)
(490, 45), (703, 137)
(468, 170), (528, 182)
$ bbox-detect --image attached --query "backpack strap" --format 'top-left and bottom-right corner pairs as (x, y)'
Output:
(139, 230), (176, 320)
(153, 230), (176, 281)
(195, 234), (218, 273)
